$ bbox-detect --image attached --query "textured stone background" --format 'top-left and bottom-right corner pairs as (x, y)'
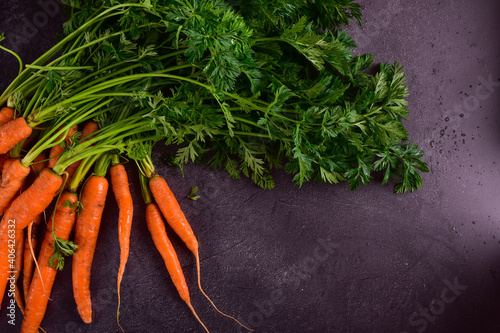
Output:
(0, 1), (499, 332)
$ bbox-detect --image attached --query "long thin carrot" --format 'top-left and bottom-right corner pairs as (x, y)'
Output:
(149, 175), (253, 331)
(0, 168), (62, 305)
(21, 192), (78, 333)
(0, 107), (14, 126)
(0, 159), (31, 216)
(149, 175), (198, 253)
(72, 175), (108, 324)
(13, 228), (25, 314)
(0, 117), (33, 155)
(23, 214), (43, 302)
(145, 202), (209, 333)
(110, 162), (133, 332)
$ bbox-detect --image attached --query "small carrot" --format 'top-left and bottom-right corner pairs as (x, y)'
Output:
(13, 228), (25, 314)
(20, 132), (38, 151)
(23, 214), (43, 302)
(145, 202), (209, 333)
(110, 162), (133, 332)
(0, 117), (33, 155)
(48, 125), (79, 169)
(64, 121), (99, 189)
(0, 154), (9, 175)
(81, 121), (99, 141)
(2, 158), (16, 175)
(149, 175), (252, 331)
(0, 159), (31, 216)
(72, 174), (109, 323)
(0, 168), (63, 304)
(0, 107), (14, 126)
(29, 152), (48, 175)
(21, 192), (79, 333)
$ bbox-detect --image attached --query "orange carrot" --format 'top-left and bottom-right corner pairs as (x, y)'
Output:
(146, 202), (209, 333)
(20, 132), (38, 151)
(110, 164), (133, 331)
(48, 125), (78, 169)
(2, 158), (16, 176)
(72, 175), (108, 323)
(0, 108), (14, 126)
(13, 228), (24, 314)
(21, 192), (78, 333)
(0, 154), (9, 175)
(149, 176), (198, 253)
(0, 168), (62, 305)
(149, 175), (252, 331)
(81, 121), (99, 141)
(29, 152), (47, 174)
(48, 146), (65, 169)
(64, 121), (100, 188)
(0, 107), (14, 126)
(0, 159), (31, 216)
(23, 214), (42, 302)
(0, 117), (33, 155)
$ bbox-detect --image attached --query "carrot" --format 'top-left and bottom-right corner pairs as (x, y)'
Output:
(149, 176), (198, 254)
(81, 121), (99, 141)
(0, 159), (31, 216)
(20, 132), (38, 151)
(23, 214), (42, 302)
(149, 175), (252, 331)
(110, 163), (133, 331)
(21, 192), (78, 333)
(145, 202), (209, 333)
(0, 154), (9, 175)
(48, 146), (66, 169)
(64, 121), (99, 188)
(0, 107), (14, 126)
(0, 117), (33, 155)
(72, 175), (108, 323)
(29, 152), (48, 174)
(13, 228), (25, 314)
(0, 168), (62, 229)
(0, 168), (62, 305)
(48, 125), (78, 169)
(2, 158), (16, 175)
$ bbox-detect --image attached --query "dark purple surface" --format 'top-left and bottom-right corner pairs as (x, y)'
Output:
(0, 1), (499, 332)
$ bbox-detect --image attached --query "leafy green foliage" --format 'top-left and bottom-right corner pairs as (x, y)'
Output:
(49, 234), (79, 271)
(187, 186), (201, 200)
(37, 0), (428, 193)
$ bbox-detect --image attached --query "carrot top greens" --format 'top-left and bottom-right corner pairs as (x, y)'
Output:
(1, 0), (428, 192)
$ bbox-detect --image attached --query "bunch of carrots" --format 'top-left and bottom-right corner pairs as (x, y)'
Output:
(0, 0), (428, 331)
(0, 2), (272, 331)
(0, 104), (253, 333)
